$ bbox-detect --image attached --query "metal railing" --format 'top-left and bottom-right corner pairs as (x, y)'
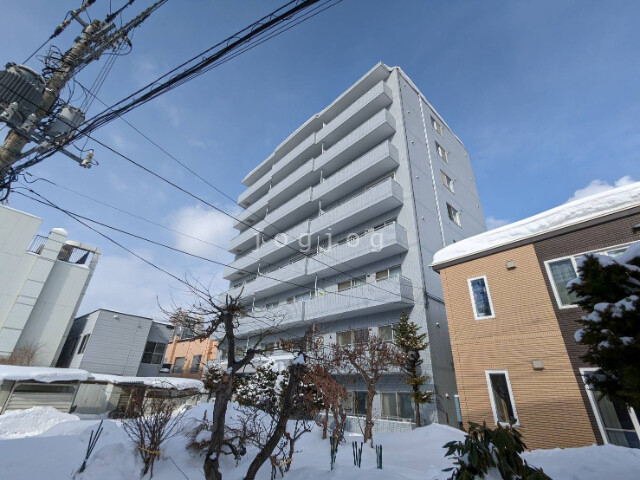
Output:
(27, 235), (48, 254)
(57, 245), (94, 265)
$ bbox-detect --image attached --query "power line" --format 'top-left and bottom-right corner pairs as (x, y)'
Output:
(16, 186), (412, 307)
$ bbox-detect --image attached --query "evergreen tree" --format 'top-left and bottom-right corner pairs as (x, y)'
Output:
(571, 242), (640, 412)
(393, 312), (433, 426)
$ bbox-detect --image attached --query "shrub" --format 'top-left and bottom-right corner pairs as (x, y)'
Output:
(443, 422), (551, 480)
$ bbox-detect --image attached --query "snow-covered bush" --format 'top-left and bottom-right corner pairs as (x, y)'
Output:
(443, 422), (550, 480)
(571, 241), (640, 412)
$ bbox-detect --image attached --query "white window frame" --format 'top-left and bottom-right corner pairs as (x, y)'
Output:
(467, 275), (495, 320)
(485, 370), (519, 426)
(446, 203), (461, 226)
(435, 141), (448, 162)
(544, 242), (631, 310)
(441, 170), (454, 193)
(579, 367), (640, 446)
(431, 116), (443, 136)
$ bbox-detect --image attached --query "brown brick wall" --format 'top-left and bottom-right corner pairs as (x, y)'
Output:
(440, 244), (597, 450)
(532, 207), (640, 444)
(164, 337), (217, 379)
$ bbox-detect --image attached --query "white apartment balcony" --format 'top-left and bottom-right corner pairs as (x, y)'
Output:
(313, 141), (398, 206)
(270, 133), (320, 185)
(228, 223), (259, 253)
(305, 275), (414, 323)
(269, 159), (316, 210)
(263, 187), (315, 235)
(224, 220), (310, 280)
(307, 222), (408, 279)
(236, 257), (310, 299)
(238, 170), (271, 208)
(317, 81), (393, 149)
(310, 177), (404, 239)
(315, 109), (396, 178)
(234, 193), (269, 230)
(236, 300), (305, 336)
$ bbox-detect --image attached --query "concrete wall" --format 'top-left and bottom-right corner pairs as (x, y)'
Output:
(0, 205), (98, 366)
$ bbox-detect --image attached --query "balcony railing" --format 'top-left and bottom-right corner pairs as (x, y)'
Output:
(27, 235), (48, 254)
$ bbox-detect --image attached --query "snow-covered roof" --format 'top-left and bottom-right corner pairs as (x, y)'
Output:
(0, 365), (203, 391)
(432, 182), (640, 268)
(0, 366), (90, 384)
(88, 374), (203, 391)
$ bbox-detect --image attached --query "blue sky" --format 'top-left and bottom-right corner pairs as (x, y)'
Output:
(1, 0), (639, 317)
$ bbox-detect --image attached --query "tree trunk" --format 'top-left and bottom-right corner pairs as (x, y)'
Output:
(409, 362), (421, 427)
(413, 398), (421, 428)
(204, 373), (234, 480)
(322, 407), (329, 439)
(243, 364), (304, 480)
(364, 385), (375, 446)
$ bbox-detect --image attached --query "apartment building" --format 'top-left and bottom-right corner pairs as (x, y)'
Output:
(221, 63), (486, 429)
(432, 182), (640, 449)
(0, 204), (99, 366)
(57, 309), (174, 377)
(164, 326), (217, 379)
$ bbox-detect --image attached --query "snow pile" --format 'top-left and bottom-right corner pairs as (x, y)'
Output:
(0, 365), (203, 391)
(88, 373), (203, 391)
(432, 181), (640, 266)
(0, 365), (90, 385)
(0, 401), (639, 479)
(0, 407), (79, 439)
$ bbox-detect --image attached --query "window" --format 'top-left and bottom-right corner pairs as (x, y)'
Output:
(77, 334), (91, 354)
(441, 170), (454, 192)
(338, 276), (366, 291)
(172, 357), (185, 373)
(485, 371), (518, 425)
(431, 116), (443, 135)
(581, 369), (640, 448)
(336, 329), (369, 346)
(545, 245), (629, 308)
(190, 354), (202, 373)
(218, 349), (228, 361)
(235, 346), (246, 358)
(381, 392), (414, 420)
(378, 324), (396, 343)
(468, 276), (494, 319)
(346, 391), (368, 416)
(435, 142), (447, 162)
(294, 291), (315, 302)
(266, 301), (279, 310)
(446, 203), (461, 226)
(336, 331), (351, 347)
(141, 341), (167, 364)
(260, 342), (276, 354)
(547, 258), (580, 307)
(376, 265), (401, 282)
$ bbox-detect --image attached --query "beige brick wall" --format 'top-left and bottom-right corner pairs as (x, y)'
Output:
(440, 244), (597, 450)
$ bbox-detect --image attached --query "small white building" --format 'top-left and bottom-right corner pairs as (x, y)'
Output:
(0, 205), (99, 366)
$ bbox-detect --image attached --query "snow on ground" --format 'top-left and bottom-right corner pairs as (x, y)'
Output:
(1, 402), (639, 479)
(0, 407), (79, 439)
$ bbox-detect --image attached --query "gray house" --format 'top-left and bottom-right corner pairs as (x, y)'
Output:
(57, 309), (173, 377)
(219, 63), (486, 431)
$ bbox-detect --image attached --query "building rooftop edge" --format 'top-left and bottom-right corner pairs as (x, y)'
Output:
(431, 182), (640, 269)
(241, 62), (391, 186)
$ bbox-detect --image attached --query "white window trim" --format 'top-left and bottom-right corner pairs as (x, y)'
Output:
(544, 242), (632, 310)
(485, 370), (519, 427)
(467, 275), (495, 320)
(579, 367), (640, 445)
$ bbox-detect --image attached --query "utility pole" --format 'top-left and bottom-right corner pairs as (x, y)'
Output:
(0, 19), (102, 170)
(0, 0), (166, 200)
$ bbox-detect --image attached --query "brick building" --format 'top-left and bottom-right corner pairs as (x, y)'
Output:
(432, 182), (640, 450)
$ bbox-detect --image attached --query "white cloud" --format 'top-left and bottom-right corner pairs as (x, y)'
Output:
(485, 216), (510, 230)
(567, 175), (636, 203)
(170, 204), (237, 261)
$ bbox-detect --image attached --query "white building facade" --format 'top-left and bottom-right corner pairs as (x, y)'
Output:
(222, 64), (486, 429)
(0, 204), (99, 366)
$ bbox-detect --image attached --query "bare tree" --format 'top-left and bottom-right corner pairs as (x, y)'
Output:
(0, 342), (41, 366)
(332, 332), (403, 446)
(167, 282), (276, 480)
(122, 394), (186, 477)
